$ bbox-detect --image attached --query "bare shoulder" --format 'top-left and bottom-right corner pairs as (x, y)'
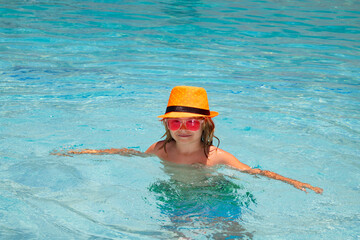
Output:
(208, 146), (236, 164)
(208, 146), (251, 170)
(145, 140), (166, 154)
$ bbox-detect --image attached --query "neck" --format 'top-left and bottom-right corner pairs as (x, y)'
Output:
(174, 141), (203, 155)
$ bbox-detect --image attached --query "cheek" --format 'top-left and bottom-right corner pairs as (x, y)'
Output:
(194, 129), (204, 138)
(169, 130), (176, 139)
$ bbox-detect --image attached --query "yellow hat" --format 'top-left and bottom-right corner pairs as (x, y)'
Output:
(158, 86), (219, 118)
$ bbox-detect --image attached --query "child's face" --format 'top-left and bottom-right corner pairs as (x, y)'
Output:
(166, 118), (204, 143)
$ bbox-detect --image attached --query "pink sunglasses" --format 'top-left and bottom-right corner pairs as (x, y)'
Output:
(166, 118), (204, 131)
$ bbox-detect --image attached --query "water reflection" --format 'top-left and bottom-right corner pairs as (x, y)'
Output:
(160, 0), (202, 23)
(149, 162), (256, 239)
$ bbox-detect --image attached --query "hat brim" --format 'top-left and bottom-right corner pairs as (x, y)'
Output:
(157, 111), (218, 119)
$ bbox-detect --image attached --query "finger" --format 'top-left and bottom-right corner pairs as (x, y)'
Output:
(314, 187), (323, 194)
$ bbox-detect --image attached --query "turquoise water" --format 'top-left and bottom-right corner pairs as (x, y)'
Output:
(1, 0), (359, 239)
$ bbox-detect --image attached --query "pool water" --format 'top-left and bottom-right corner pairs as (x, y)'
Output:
(1, 0), (359, 239)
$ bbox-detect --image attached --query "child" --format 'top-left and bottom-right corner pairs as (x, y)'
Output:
(62, 86), (323, 194)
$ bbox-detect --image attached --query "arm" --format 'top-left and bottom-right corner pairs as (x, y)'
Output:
(244, 168), (323, 194)
(52, 148), (149, 157)
(216, 149), (323, 194)
(52, 141), (166, 157)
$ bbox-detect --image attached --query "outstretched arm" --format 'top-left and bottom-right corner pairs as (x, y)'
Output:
(52, 148), (149, 157)
(244, 168), (323, 194)
(216, 149), (323, 194)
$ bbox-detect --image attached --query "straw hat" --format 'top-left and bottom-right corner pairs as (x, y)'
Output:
(158, 86), (219, 118)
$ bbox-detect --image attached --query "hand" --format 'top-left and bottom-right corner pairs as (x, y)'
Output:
(50, 149), (99, 156)
(293, 181), (323, 194)
(50, 150), (73, 157)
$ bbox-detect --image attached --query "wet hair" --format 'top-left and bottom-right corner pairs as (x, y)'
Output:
(161, 117), (220, 157)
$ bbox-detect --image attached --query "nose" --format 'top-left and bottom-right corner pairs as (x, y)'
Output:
(179, 121), (187, 130)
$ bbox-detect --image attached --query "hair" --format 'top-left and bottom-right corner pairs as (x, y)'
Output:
(161, 117), (220, 157)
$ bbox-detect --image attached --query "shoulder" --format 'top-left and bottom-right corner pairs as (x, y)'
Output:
(208, 146), (251, 170)
(145, 140), (166, 154)
(208, 146), (236, 163)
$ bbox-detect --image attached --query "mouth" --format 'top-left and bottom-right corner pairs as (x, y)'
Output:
(177, 133), (192, 138)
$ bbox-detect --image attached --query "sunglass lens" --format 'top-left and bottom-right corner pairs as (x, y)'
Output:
(168, 119), (181, 131)
(186, 119), (201, 131)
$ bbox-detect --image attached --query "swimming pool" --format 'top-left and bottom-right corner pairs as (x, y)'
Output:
(1, 0), (359, 239)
